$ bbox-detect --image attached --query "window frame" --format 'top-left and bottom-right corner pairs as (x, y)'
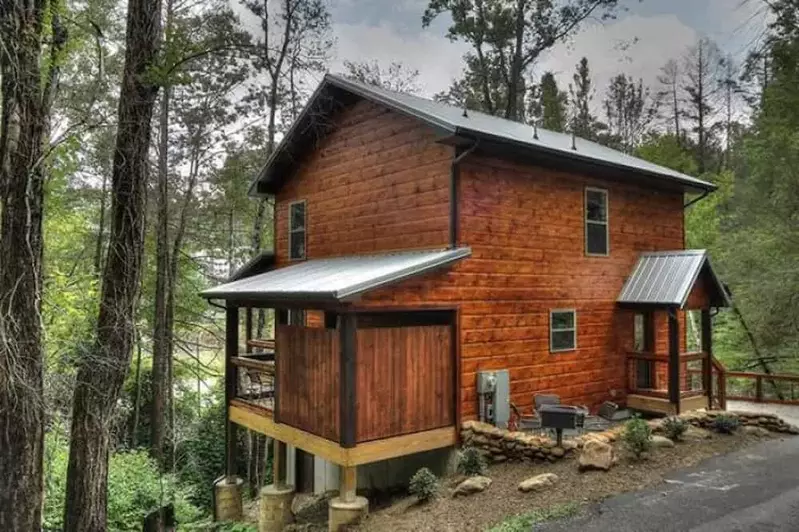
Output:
(550, 309), (577, 353)
(288, 199), (307, 261)
(584, 187), (609, 257)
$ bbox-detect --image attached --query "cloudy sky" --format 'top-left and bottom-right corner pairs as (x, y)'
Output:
(326, 0), (771, 99)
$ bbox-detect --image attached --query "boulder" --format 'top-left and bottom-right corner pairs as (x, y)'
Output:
(651, 435), (675, 449)
(453, 476), (492, 497)
(743, 425), (770, 437)
(684, 426), (713, 441)
(518, 473), (559, 493)
(578, 439), (614, 472)
(550, 446), (566, 458)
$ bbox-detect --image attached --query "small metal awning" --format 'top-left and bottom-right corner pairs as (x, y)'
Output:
(617, 250), (731, 308)
(202, 247), (471, 304)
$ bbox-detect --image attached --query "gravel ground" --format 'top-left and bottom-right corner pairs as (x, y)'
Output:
(345, 430), (779, 532)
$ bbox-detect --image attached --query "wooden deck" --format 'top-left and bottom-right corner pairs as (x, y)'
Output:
(627, 392), (709, 415)
(229, 399), (457, 466)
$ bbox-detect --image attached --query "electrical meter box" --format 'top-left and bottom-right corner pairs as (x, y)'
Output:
(476, 370), (510, 428)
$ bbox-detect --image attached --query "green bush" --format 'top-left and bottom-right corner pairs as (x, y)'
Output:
(408, 467), (438, 502)
(662, 416), (688, 441)
(622, 416), (652, 459)
(487, 503), (579, 532)
(712, 413), (740, 434)
(456, 446), (487, 476)
(44, 431), (202, 531)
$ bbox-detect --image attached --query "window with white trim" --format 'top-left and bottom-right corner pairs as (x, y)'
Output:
(585, 187), (608, 256)
(550, 310), (577, 352)
(288, 200), (306, 260)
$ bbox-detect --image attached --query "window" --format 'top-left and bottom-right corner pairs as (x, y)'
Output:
(550, 310), (577, 352)
(585, 188), (608, 256)
(633, 312), (654, 352)
(288, 309), (305, 326)
(288, 200), (306, 260)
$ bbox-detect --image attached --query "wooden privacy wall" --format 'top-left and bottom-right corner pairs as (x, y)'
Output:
(355, 325), (454, 443)
(276, 325), (340, 441)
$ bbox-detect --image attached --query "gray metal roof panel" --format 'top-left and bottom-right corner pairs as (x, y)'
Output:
(201, 247), (471, 303)
(251, 73), (717, 195)
(617, 250), (731, 307)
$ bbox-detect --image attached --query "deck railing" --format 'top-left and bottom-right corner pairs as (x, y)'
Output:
(231, 356), (275, 411)
(626, 350), (708, 398)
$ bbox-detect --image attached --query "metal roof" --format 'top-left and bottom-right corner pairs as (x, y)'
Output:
(617, 250), (731, 308)
(227, 252), (276, 282)
(201, 247), (471, 303)
(250, 73), (716, 196)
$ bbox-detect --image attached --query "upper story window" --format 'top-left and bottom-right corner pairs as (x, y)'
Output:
(550, 309), (577, 353)
(288, 200), (306, 260)
(585, 187), (609, 256)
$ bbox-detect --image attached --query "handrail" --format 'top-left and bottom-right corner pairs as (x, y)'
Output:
(247, 338), (275, 350)
(231, 356), (275, 375)
(711, 356), (726, 410)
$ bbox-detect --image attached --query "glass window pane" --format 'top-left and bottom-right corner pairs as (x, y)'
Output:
(551, 311), (574, 330)
(633, 313), (644, 351)
(586, 222), (608, 255)
(586, 190), (607, 222)
(290, 202), (306, 231)
(551, 330), (575, 351)
(290, 230), (305, 259)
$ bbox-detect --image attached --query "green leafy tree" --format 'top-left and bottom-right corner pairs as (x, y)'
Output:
(424, 0), (619, 122)
(531, 71), (568, 131)
(569, 57), (605, 140)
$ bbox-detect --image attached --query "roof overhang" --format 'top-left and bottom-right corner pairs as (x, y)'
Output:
(201, 248), (471, 305)
(617, 250), (731, 309)
(249, 74), (717, 198)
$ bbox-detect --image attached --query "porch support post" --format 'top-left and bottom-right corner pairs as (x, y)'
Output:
(329, 464), (368, 532)
(225, 305), (239, 480)
(273, 439), (287, 488)
(245, 307), (253, 354)
(667, 308), (680, 414)
(701, 308), (713, 408)
(340, 312), (357, 448)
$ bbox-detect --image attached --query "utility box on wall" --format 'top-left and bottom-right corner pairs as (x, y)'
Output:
(476, 370), (510, 429)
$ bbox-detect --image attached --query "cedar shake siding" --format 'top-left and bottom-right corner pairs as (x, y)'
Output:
(274, 100), (453, 264)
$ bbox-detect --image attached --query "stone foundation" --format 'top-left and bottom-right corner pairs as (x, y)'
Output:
(259, 484), (295, 532)
(328, 496), (369, 532)
(213, 476), (243, 522)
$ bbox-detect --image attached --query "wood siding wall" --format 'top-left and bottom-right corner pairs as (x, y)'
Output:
(274, 100), (453, 264)
(276, 325), (340, 441)
(360, 152), (686, 418)
(355, 325), (454, 442)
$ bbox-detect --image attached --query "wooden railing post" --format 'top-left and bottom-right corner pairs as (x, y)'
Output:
(668, 309), (681, 413)
(701, 309), (712, 407)
(756, 375), (763, 402)
(339, 312), (357, 448)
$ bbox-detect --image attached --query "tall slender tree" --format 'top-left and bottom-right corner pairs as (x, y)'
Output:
(0, 1), (67, 529)
(535, 71), (568, 132)
(603, 74), (655, 152)
(64, 0), (162, 528)
(569, 57), (601, 140)
(656, 59), (683, 142)
(683, 37), (724, 173)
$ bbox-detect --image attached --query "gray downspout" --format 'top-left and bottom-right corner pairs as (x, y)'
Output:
(449, 140), (480, 249)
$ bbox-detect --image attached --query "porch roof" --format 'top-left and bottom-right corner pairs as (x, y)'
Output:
(201, 247), (470, 304)
(617, 250), (731, 308)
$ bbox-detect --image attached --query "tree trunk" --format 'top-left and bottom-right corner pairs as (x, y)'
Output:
(131, 326), (144, 446)
(0, 1), (64, 529)
(505, 0), (526, 121)
(94, 172), (108, 276)
(151, 85), (171, 467)
(64, 0), (162, 529)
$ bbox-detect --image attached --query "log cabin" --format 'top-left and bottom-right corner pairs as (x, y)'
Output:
(202, 74), (731, 529)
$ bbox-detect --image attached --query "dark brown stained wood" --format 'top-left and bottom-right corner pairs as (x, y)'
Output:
(668, 310), (681, 411)
(684, 271), (712, 309)
(225, 306), (239, 478)
(340, 313), (357, 448)
(355, 325), (454, 442)
(276, 325), (340, 441)
(702, 308), (713, 407)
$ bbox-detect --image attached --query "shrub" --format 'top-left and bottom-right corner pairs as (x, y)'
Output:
(408, 467), (438, 502)
(622, 416), (652, 459)
(662, 416), (688, 441)
(712, 413), (740, 434)
(487, 503), (579, 532)
(44, 430), (202, 531)
(456, 446), (487, 477)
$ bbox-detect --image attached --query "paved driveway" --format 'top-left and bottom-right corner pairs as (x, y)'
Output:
(536, 436), (799, 532)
